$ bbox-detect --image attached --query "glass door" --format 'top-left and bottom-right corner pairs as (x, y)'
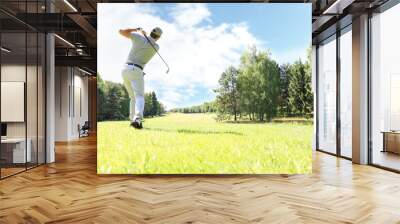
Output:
(370, 3), (400, 171)
(339, 26), (352, 158)
(317, 35), (337, 154)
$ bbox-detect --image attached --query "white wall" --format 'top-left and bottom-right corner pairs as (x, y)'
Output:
(55, 67), (89, 141)
(55, 67), (70, 141)
(1, 63), (47, 164)
(71, 72), (89, 138)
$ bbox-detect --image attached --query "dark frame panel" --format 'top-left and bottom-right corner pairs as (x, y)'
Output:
(315, 44), (319, 151)
(315, 19), (353, 162)
(336, 28), (341, 157)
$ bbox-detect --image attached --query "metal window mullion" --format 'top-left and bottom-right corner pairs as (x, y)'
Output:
(73, 68), (75, 118)
(36, 0), (39, 167)
(336, 29), (341, 157)
(316, 45), (320, 150)
(25, 0), (28, 171)
(367, 11), (373, 165)
(44, 29), (47, 164)
(0, 23), (2, 179)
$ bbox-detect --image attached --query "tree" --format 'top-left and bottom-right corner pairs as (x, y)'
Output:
(150, 92), (158, 116)
(258, 54), (280, 121)
(97, 74), (165, 121)
(103, 83), (125, 120)
(237, 47), (280, 122)
(215, 66), (240, 121)
(157, 103), (166, 115)
(288, 59), (313, 116)
(97, 74), (107, 121)
(143, 93), (153, 117)
(237, 47), (259, 120)
(278, 64), (291, 116)
(120, 84), (130, 119)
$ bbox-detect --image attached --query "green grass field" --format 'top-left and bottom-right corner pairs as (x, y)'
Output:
(97, 113), (312, 174)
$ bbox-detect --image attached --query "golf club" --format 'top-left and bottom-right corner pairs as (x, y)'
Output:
(138, 28), (170, 74)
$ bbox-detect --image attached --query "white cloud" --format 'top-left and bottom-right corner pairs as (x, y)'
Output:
(98, 3), (261, 109)
(171, 4), (211, 28)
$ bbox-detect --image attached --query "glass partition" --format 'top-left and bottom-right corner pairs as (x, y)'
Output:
(0, 1), (46, 179)
(1, 30), (28, 177)
(317, 35), (337, 154)
(370, 3), (400, 171)
(339, 26), (352, 158)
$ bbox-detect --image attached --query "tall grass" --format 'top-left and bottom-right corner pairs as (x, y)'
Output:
(97, 113), (312, 174)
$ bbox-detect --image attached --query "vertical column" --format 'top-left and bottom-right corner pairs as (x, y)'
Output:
(352, 14), (369, 164)
(312, 45), (317, 151)
(46, 0), (55, 163)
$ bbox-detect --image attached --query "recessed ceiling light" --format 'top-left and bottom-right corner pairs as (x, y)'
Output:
(1, 47), (11, 53)
(54, 34), (75, 48)
(78, 67), (92, 76)
(63, 0), (78, 12)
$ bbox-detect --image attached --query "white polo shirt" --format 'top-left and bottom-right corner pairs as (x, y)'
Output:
(126, 33), (159, 68)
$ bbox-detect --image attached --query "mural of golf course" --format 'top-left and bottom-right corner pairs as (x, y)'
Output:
(97, 113), (312, 174)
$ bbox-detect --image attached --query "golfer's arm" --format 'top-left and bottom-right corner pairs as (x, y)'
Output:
(119, 28), (139, 38)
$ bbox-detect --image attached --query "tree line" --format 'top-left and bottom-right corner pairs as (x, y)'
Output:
(170, 101), (216, 113)
(215, 46), (313, 122)
(97, 75), (166, 121)
(173, 46), (313, 122)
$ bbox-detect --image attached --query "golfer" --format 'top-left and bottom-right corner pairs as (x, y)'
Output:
(119, 27), (162, 129)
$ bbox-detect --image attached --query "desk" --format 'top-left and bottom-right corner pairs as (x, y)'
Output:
(381, 131), (400, 154)
(1, 138), (31, 163)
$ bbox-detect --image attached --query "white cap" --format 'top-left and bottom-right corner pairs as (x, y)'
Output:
(151, 27), (163, 38)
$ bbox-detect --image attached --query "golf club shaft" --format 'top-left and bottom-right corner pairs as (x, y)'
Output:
(140, 30), (170, 73)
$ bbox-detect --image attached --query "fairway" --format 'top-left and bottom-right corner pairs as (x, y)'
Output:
(97, 113), (312, 174)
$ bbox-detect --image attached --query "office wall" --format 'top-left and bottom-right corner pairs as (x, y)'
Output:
(71, 72), (89, 138)
(1, 65), (40, 139)
(55, 67), (89, 141)
(55, 66), (70, 141)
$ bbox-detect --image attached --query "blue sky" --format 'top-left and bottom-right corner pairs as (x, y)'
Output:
(98, 3), (311, 109)
(156, 4), (311, 54)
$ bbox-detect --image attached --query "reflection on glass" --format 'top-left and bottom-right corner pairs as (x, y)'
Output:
(371, 3), (400, 171)
(318, 35), (337, 154)
(390, 75), (400, 131)
(1, 31), (27, 177)
(340, 27), (352, 158)
(0, 1), (47, 179)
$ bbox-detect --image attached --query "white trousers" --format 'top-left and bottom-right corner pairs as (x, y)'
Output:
(122, 65), (144, 121)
